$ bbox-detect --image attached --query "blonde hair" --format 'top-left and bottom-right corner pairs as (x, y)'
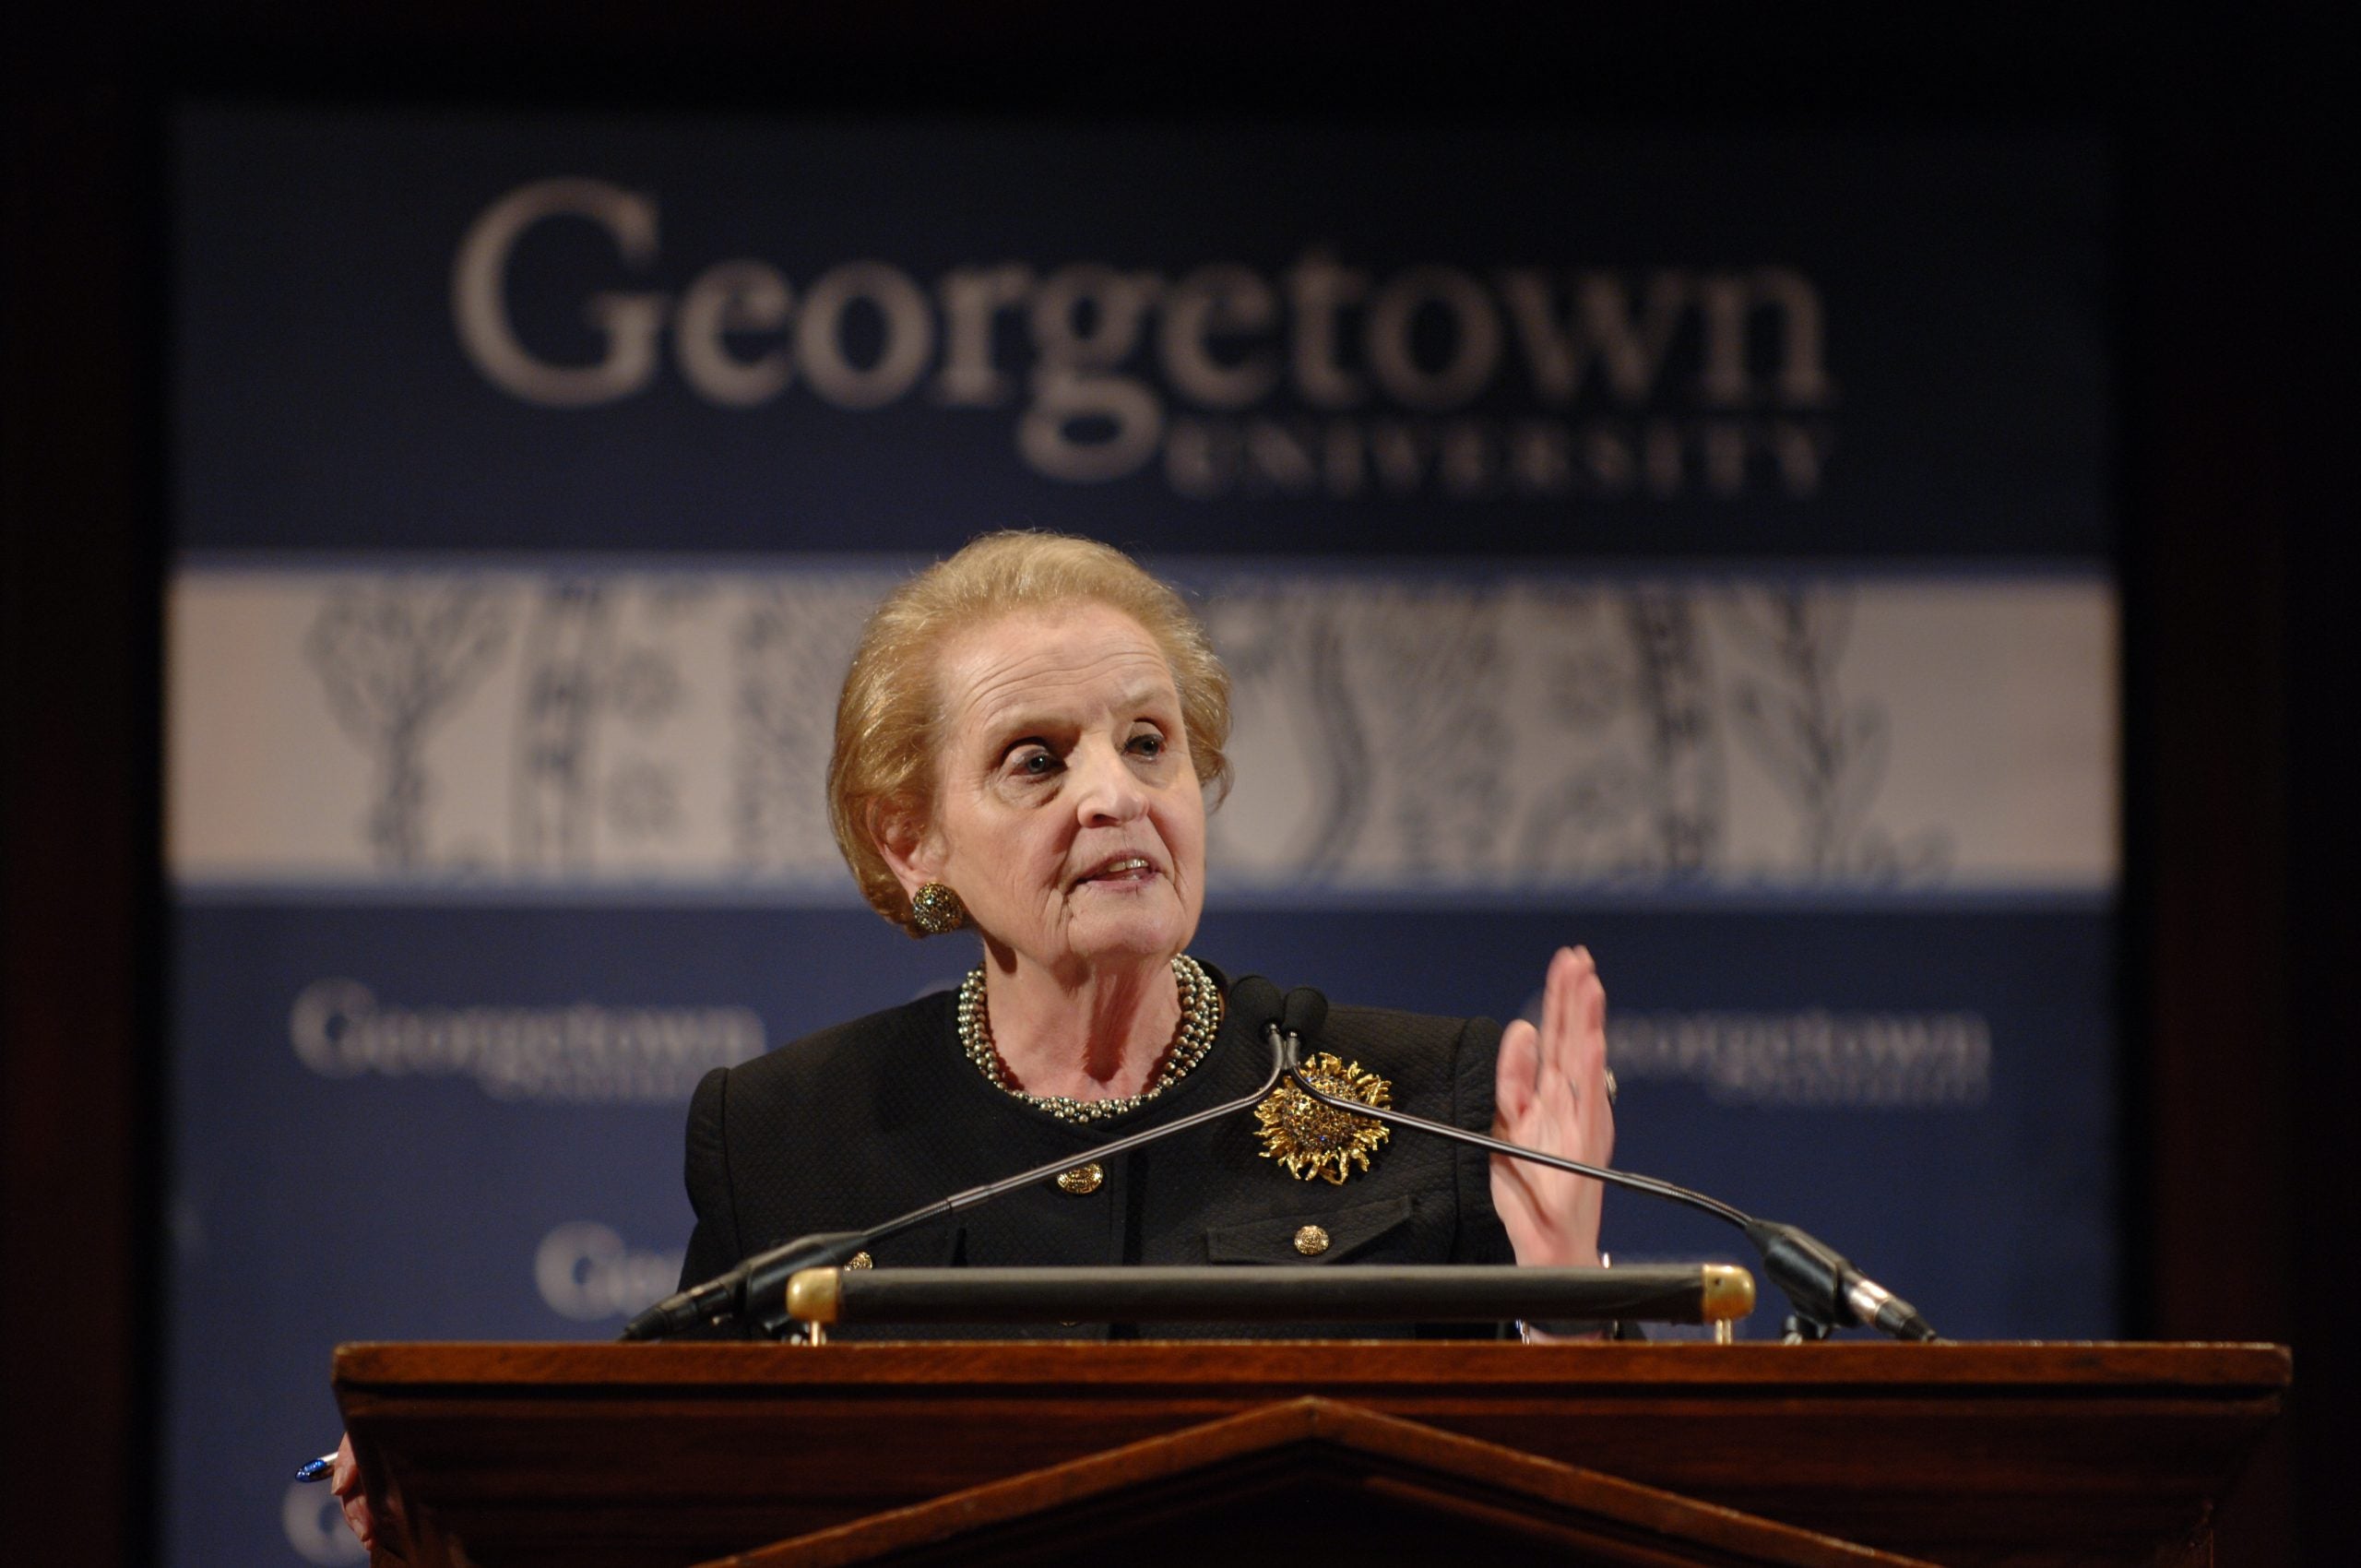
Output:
(829, 531), (1232, 932)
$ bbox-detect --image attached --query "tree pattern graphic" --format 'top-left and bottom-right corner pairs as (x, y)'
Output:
(1722, 588), (1950, 879)
(305, 581), (511, 869)
(512, 581), (615, 870)
(280, 571), (1956, 888)
(732, 581), (877, 875)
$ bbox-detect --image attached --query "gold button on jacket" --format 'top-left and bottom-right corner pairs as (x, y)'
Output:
(1056, 1162), (1104, 1194)
(1293, 1224), (1331, 1256)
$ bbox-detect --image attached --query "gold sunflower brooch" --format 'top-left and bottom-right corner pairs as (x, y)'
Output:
(1253, 1052), (1393, 1184)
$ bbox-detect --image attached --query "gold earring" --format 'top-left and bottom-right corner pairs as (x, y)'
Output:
(909, 882), (967, 935)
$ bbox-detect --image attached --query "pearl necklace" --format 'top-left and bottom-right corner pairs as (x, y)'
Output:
(956, 955), (1224, 1124)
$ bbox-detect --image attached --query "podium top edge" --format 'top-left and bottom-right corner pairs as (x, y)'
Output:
(331, 1338), (2293, 1396)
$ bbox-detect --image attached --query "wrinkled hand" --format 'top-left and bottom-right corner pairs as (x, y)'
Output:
(1491, 945), (1615, 1268)
(329, 1431), (403, 1559)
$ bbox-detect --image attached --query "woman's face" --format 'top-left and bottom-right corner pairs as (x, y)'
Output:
(896, 602), (1206, 980)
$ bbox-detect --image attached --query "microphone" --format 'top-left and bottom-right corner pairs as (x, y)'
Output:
(1275, 986), (1940, 1343)
(1742, 1219), (1940, 1343)
(624, 975), (1301, 1341)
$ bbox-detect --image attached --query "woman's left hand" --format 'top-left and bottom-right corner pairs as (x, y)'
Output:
(1490, 944), (1615, 1268)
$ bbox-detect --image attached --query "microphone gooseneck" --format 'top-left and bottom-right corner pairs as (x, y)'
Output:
(624, 975), (1304, 1341)
(626, 973), (1940, 1344)
(1275, 990), (1940, 1343)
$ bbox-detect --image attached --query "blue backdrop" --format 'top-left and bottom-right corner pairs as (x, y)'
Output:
(165, 108), (2114, 1567)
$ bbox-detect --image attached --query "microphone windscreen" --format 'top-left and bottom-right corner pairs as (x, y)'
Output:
(1281, 986), (1330, 1043)
(1228, 975), (1285, 1033)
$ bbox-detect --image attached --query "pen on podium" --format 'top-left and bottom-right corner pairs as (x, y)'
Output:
(293, 1452), (338, 1483)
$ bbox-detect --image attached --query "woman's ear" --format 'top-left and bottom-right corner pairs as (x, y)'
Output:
(872, 804), (943, 897)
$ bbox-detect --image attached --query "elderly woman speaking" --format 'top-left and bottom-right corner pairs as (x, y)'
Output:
(330, 529), (1619, 1542)
(674, 530), (1616, 1328)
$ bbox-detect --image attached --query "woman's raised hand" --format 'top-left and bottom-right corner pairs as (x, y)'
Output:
(1490, 945), (1616, 1269)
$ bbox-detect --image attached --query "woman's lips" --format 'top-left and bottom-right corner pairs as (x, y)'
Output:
(1075, 855), (1157, 886)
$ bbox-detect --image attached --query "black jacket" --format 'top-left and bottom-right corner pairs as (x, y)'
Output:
(678, 966), (1515, 1338)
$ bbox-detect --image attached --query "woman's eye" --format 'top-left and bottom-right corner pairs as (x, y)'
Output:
(1012, 749), (1056, 778)
(1129, 732), (1165, 759)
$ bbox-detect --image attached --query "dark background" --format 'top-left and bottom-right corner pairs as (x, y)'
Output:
(4, 4), (2351, 1564)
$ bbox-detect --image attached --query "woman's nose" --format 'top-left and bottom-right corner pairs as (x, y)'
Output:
(1074, 742), (1147, 825)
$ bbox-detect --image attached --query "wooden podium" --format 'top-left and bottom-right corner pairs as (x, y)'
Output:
(336, 1340), (2286, 1568)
